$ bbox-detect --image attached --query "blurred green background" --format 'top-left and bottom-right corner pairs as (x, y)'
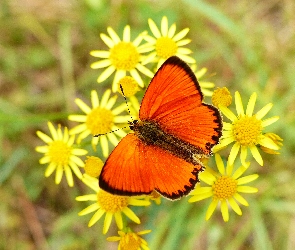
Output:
(1, 0), (294, 249)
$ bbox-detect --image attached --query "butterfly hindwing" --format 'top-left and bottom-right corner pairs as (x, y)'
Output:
(99, 134), (153, 196)
(99, 133), (203, 199)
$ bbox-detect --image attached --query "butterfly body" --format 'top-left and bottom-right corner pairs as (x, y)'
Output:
(99, 56), (222, 200)
(131, 119), (205, 166)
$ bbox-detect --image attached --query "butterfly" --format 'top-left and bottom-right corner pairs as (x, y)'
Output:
(99, 56), (222, 200)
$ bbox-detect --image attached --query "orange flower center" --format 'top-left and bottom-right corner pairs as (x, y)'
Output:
(155, 37), (177, 58)
(84, 156), (104, 177)
(48, 140), (71, 165)
(110, 42), (139, 70)
(232, 116), (262, 146)
(213, 176), (237, 200)
(119, 233), (143, 250)
(86, 107), (114, 135)
(97, 190), (129, 213)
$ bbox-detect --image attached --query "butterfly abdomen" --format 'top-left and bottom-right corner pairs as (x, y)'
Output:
(133, 119), (205, 167)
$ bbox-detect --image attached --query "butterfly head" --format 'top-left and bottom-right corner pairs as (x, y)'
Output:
(128, 119), (139, 131)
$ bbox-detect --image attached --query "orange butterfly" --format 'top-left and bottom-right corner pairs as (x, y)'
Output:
(99, 56), (222, 200)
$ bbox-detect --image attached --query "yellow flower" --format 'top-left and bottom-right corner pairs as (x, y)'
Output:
(107, 229), (151, 250)
(68, 89), (130, 157)
(144, 16), (196, 69)
(260, 133), (283, 154)
(192, 65), (216, 97)
(35, 122), (87, 187)
(76, 175), (150, 234)
(117, 76), (140, 97)
(211, 87), (232, 107)
(90, 25), (154, 92)
(146, 190), (161, 205)
(213, 91), (280, 166)
(84, 156), (104, 178)
(189, 154), (258, 222)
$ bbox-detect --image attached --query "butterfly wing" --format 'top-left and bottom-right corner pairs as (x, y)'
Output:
(140, 56), (222, 155)
(144, 143), (203, 199)
(99, 134), (202, 199)
(99, 134), (154, 196)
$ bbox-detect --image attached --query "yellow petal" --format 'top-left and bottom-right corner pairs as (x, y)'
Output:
(256, 103), (273, 120)
(88, 209), (105, 227)
(103, 212), (113, 234)
(122, 207), (140, 224)
(228, 197), (242, 215)
(97, 66), (116, 83)
(205, 199), (218, 220)
(173, 28), (189, 42)
(107, 27), (121, 43)
(64, 165), (74, 187)
(90, 50), (110, 58)
(237, 186), (258, 193)
(75, 98), (91, 114)
(228, 143), (240, 166)
(249, 145), (263, 166)
(161, 16), (168, 36)
(237, 174), (259, 185)
(221, 200), (229, 222)
(246, 92), (257, 116)
(36, 131), (53, 144)
(148, 18), (161, 38)
(235, 91), (244, 116)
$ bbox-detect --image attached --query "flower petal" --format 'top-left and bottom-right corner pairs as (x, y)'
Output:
(228, 143), (240, 166)
(123, 25), (130, 42)
(97, 66), (116, 83)
(246, 92), (257, 116)
(161, 16), (168, 36)
(75, 98), (92, 114)
(237, 174), (259, 185)
(221, 200), (229, 222)
(148, 18), (161, 38)
(256, 103), (273, 120)
(100, 33), (115, 48)
(90, 50), (110, 58)
(259, 135), (280, 150)
(114, 212), (123, 229)
(122, 207), (140, 224)
(90, 59), (111, 69)
(228, 197), (242, 215)
(233, 193), (249, 206)
(237, 186), (258, 193)
(235, 92), (245, 116)
(219, 105), (237, 122)
(76, 194), (97, 201)
(55, 165), (63, 184)
(107, 27), (121, 43)
(249, 145), (263, 166)
(64, 165), (74, 187)
(173, 28), (189, 42)
(68, 115), (87, 123)
(168, 23), (176, 38)
(103, 212), (113, 234)
(188, 191), (213, 202)
(36, 131), (53, 144)
(205, 199), (218, 220)
(88, 209), (105, 227)
(78, 203), (100, 215)
(261, 116), (279, 127)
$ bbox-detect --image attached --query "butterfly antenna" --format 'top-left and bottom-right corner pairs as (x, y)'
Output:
(94, 85), (134, 137)
(120, 84), (134, 122)
(94, 126), (129, 137)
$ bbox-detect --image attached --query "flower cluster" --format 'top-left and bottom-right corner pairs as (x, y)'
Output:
(35, 16), (282, 248)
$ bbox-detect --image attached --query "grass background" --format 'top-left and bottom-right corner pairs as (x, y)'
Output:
(1, 0), (295, 249)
